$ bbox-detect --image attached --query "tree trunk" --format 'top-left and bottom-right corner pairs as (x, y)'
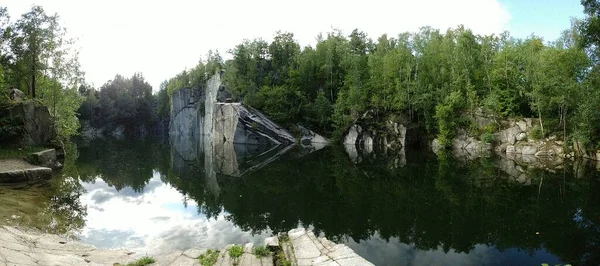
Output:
(538, 110), (544, 137)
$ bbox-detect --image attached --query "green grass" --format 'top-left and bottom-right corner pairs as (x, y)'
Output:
(252, 245), (270, 257)
(199, 249), (220, 266)
(124, 256), (156, 266)
(229, 245), (244, 265)
(0, 146), (47, 160)
(229, 245), (244, 258)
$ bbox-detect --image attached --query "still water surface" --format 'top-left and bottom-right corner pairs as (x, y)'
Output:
(1, 139), (599, 266)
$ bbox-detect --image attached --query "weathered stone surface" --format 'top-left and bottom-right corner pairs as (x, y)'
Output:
(0, 159), (52, 184)
(9, 88), (25, 102)
(506, 145), (516, 154)
(27, 149), (58, 168)
(297, 124), (329, 145)
(495, 126), (521, 145)
(285, 228), (373, 266)
(516, 121), (528, 132)
(521, 145), (538, 155)
(265, 236), (279, 248)
(516, 132), (527, 141)
(344, 125), (361, 146)
(7, 101), (55, 146)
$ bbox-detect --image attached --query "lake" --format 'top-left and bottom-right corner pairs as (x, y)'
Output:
(0, 138), (599, 266)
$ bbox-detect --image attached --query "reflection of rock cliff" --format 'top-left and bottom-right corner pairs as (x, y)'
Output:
(169, 73), (296, 180)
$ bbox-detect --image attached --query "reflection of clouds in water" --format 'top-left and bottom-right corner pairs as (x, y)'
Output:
(344, 233), (561, 266)
(78, 170), (272, 255)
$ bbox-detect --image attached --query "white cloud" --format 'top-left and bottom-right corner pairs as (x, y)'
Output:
(78, 172), (272, 255)
(3, 0), (511, 91)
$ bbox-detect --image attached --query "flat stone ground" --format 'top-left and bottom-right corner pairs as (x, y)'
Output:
(0, 160), (37, 172)
(283, 228), (374, 266)
(0, 226), (372, 266)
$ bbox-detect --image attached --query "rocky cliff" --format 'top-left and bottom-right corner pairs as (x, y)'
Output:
(2, 100), (55, 147)
(169, 73), (297, 179)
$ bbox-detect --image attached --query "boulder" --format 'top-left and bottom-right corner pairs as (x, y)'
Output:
(516, 121), (527, 132)
(6, 101), (55, 146)
(521, 146), (538, 155)
(9, 88), (25, 102)
(535, 150), (554, 157)
(297, 124), (329, 145)
(495, 126), (522, 145)
(516, 132), (527, 141)
(506, 145), (516, 154)
(27, 149), (59, 168)
(344, 125), (361, 145)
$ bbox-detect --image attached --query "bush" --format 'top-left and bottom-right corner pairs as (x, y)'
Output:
(480, 132), (494, 143)
(199, 249), (220, 266)
(530, 126), (543, 139)
(252, 245), (270, 257)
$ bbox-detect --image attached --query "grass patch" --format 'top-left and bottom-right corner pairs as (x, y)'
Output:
(0, 146), (47, 160)
(275, 251), (291, 266)
(252, 245), (270, 257)
(124, 256), (156, 266)
(229, 245), (244, 265)
(199, 249), (220, 266)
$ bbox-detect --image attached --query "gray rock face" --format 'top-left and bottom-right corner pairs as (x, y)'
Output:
(521, 145), (538, 155)
(27, 149), (60, 169)
(516, 132), (527, 141)
(170, 73), (296, 179)
(495, 125), (522, 145)
(9, 88), (25, 102)
(344, 125), (361, 145)
(0, 159), (52, 184)
(7, 101), (55, 146)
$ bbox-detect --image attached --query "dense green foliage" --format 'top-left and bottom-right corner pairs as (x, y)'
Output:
(0, 6), (83, 141)
(155, 51), (223, 122)
(218, 25), (597, 145)
(78, 73), (156, 136)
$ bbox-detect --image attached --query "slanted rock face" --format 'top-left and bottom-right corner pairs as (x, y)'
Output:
(169, 72), (297, 178)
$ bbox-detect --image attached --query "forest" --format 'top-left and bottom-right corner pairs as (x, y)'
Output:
(3, 2), (600, 150)
(156, 2), (600, 149)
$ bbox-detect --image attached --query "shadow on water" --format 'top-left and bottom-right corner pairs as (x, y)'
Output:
(1, 137), (599, 265)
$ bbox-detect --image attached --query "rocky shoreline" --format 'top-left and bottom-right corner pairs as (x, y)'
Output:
(0, 226), (373, 266)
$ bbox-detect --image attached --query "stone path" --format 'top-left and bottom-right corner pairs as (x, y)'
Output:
(282, 228), (374, 266)
(0, 226), (372, 266)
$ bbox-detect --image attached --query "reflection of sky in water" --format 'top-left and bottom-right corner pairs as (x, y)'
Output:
(76, 170), (565, 265)
(344, 233), (562, 266)
(77, 170), (272, 255)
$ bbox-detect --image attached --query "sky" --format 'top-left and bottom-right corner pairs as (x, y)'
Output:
(2, 0), (584, 92)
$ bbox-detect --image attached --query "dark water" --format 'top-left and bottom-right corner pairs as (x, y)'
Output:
(1, 139), (599, 266)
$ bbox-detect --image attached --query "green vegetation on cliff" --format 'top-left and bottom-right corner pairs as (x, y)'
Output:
(0, 6), (83, 141)
(158, 1), (600, 149)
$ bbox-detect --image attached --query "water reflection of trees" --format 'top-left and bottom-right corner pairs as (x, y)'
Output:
(164, 146), (600, 265)
(71, 139), (600, 265)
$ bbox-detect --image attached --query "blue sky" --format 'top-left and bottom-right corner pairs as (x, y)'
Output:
(502, 0), (584, 41)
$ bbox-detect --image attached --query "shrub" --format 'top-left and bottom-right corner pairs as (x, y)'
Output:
(530, 126), (543, 140)
(199, 249), (220, 266)
(229, 245), (244, 265)
(481, 132), (494, 143)
(252, 245), (270, 257)
(125, 256), (155, 266)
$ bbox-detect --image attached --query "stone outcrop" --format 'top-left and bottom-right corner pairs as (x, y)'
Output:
(6, 100), (55, 146)
(282, 228), (374, 266)
(343, 111), (417, 156)
(495, 119), (566, 160)
(431, 130), (492, 159)
(169, 72), (297, 179)
(0, 159), (52, 184)
(27, 149), (61, 169)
